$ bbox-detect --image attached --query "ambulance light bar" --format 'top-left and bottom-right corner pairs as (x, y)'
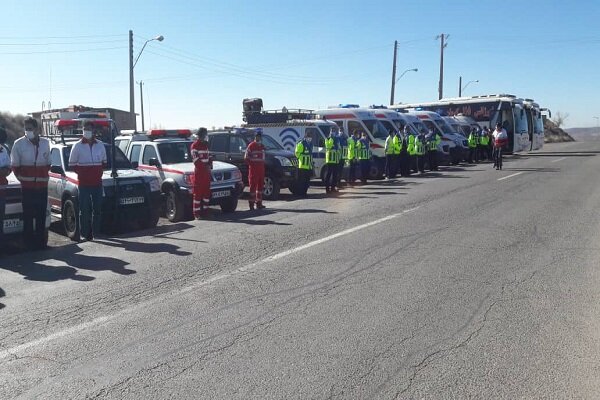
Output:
(147, 129), (192, 138)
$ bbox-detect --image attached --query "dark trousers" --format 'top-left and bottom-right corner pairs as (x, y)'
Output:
(493, 147), (503, 169)
(22, 188), (47, 248)
(468, 147), (478, 163)
(79, 186), (103, 238)
(428, 151), (438, 171)
(478, 145), (487, 161)
(337, 160), (345, 185)
(399, 152), (409, 176)
(385, 155), (394, 178)
(324, 163), (339, 189)
(487, 145), (493, 160)
(297, 168), (312, 194)
(348, 160), (357, 183)
(410, 156), (418, 173)
(417, 155), (425, 173)
(359, 160), (370, 182)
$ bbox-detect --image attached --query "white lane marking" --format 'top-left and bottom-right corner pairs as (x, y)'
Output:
(497, 172), (524, 181)
(0, 206), (420, 359)
(551, 157), (566, 163)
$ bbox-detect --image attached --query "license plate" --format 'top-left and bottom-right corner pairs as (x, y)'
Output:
(212, 190), (230, 199)
(3, 218), (22, 230)
(119, 196), (145, 205)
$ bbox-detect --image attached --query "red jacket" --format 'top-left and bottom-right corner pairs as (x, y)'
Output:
(68, 138), (107, 187)
(10, 136), (51, 189)
(245, 141), (265, 170)
(191, 140), (210, 171)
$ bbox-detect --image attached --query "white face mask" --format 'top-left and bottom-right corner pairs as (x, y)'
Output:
(83, 130), (93, 140)
(25, 130), (35, 140)
(306, 137), (312, 143)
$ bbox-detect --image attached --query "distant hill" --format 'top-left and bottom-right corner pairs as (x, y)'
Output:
(0, 111), (26, 146)
(566, 127), (599, 142)
(544, 119), (575, 143)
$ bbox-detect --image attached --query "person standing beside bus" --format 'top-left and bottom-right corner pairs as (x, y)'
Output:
(294, 131), (313, 196)
(0, 126), (11, 249)
(426, 128), (441, 171)
(10, 118), (51, 249)
(347, 130), (359, 185)
(467, 126), (479, 164)
(337, 128), (348, 187)
(414, 130), (427, 174)
(478, 127), (489, 161)
(324, 129), (340, 193)
(68, 121), (107, 241)
(356, 132), (371, 183)
(492, 122), (508, 170)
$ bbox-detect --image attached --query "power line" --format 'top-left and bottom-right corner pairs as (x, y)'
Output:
(0, 46), (126, 55)
(0, 34), (124, 39)
(0, 39), (125, 46)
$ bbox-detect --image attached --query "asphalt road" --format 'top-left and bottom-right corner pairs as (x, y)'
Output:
(1, 141), (600, 399)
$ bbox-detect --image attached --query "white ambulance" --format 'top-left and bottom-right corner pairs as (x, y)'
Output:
(313, 105), (389, 179)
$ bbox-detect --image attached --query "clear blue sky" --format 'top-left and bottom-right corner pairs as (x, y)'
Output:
(1, 0), (599, 129)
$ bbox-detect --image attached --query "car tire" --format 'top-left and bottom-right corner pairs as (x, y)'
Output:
(220, 196), (238, 213)
(263, 175), (280, 200)
(369, 161), (384, 180)
(166, 189), (185, 222)
(62, 198), (80, 242)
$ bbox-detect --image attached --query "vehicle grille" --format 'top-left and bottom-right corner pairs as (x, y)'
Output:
(5, 187), (22, 204)
(212, 171), (232, 182)
(103, 180), (148, 201)
(290, 157), (299, 167)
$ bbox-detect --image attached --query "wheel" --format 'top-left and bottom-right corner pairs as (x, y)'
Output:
(62, 198), (80, 241)
(165, 189), (185, 222)
(368, 161), (383, 180)
(263, 175), (280, 200)
(220, 196), (238, 213)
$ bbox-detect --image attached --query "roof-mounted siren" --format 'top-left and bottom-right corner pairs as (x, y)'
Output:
(147, 129), (192, 139)
(370, 104), (388, 109)
(242, 98), (263, 121)
(338, 104), (360, 109)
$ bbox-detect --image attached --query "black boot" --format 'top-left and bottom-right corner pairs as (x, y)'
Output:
(249, 201), (255, 210)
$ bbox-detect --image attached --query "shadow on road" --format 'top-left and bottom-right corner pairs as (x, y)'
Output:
(501, 167), (560, 172)
(0, 242), (135, 282)
(210, 209), (292, 226)
(96, 236), (193, 256)
(0, 287), (4, 310)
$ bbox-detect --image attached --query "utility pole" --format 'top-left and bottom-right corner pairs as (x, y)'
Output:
(437, 34), (448, 100)
(139, 81), (145, 131)
(129, 30), (135, 130)
(458, 76), (462, 97)
(390, 40), (398, 105)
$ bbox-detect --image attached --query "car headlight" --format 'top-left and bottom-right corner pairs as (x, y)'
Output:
(149, 177), (161, 192)
(275, 156), (293, 167)
(231, 169), (242, 181)
(183, 172), (194, 187)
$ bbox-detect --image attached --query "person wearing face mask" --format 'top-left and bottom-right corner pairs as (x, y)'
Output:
(337, 128), (348, 188)
(324, 129), (340, 193)
(11, 117), (51, 249)
(347, 130), (360, 185)
(68, 121), (107, 241)
(294, 131), (313, 196)
(244, 129), (266, 209)
(0, 126), (11, 249)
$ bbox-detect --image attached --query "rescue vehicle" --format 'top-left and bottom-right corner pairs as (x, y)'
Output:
(44, 114), (162, 240)
(115, 129), (243, 222)
(241, 98), (336, 182)
(369, 106), (453, 165)
(207, 128), (298, 200)
(313, 105), (389, 179)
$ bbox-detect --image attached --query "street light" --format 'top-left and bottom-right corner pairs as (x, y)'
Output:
(129, 31), (164, 130)
(459, 77), (479, 97)
(390, 68), (417, 104)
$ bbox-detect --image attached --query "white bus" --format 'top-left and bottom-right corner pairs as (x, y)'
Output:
(523, 99), (549, 151)
(393, 94), (531, 154)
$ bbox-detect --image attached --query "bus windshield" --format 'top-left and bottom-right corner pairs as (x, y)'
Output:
(534, 113), (544, 134)
(363, 119), (390, 139)
(514, 106), (529, 134)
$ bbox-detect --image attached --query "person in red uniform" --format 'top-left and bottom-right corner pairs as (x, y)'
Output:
(244, 129), (266, 210)
(190, 127), (211, 219)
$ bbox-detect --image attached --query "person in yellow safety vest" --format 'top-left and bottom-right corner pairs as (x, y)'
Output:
(483, 126), (493, 160)
(398, 125), (410, 177)
(467, 126), (479, 163)
(347, 130), (359, 185)
(294, 131), (313, 197)
(478, 127), (489, 161)
(356, 132), (371, 184)
(414, 130), (427, 174)
(407, 132), (418, 173)
(384, 129), (395, 180)
(324, 130), (340, 193)
(426, 128), (442, 171)
(391, 130), (401, 178)
(337, 129), (349, 187)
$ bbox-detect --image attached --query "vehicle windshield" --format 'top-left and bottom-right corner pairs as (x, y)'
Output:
(435, 118), (456, 135)
(412, 121), (429, 135)
(242, 134), (283, 150)
(363, 119), (389, 139)
(63, 144), (132, 171)
(379, 120), (398, 135)
(394, 119), (418, 135)
(513, 106), (529, 134)
(534, 112), (544, 134)
(422, 120), (443, 135)
(460, 126), (471, 137)
(318, 124), (338, 138)
(157, 142), (193, 164)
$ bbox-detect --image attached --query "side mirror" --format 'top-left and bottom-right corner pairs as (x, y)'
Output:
(131, 161), (139, 169)
(50, 165), (65, 175)
(148, 158), (160, 167)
